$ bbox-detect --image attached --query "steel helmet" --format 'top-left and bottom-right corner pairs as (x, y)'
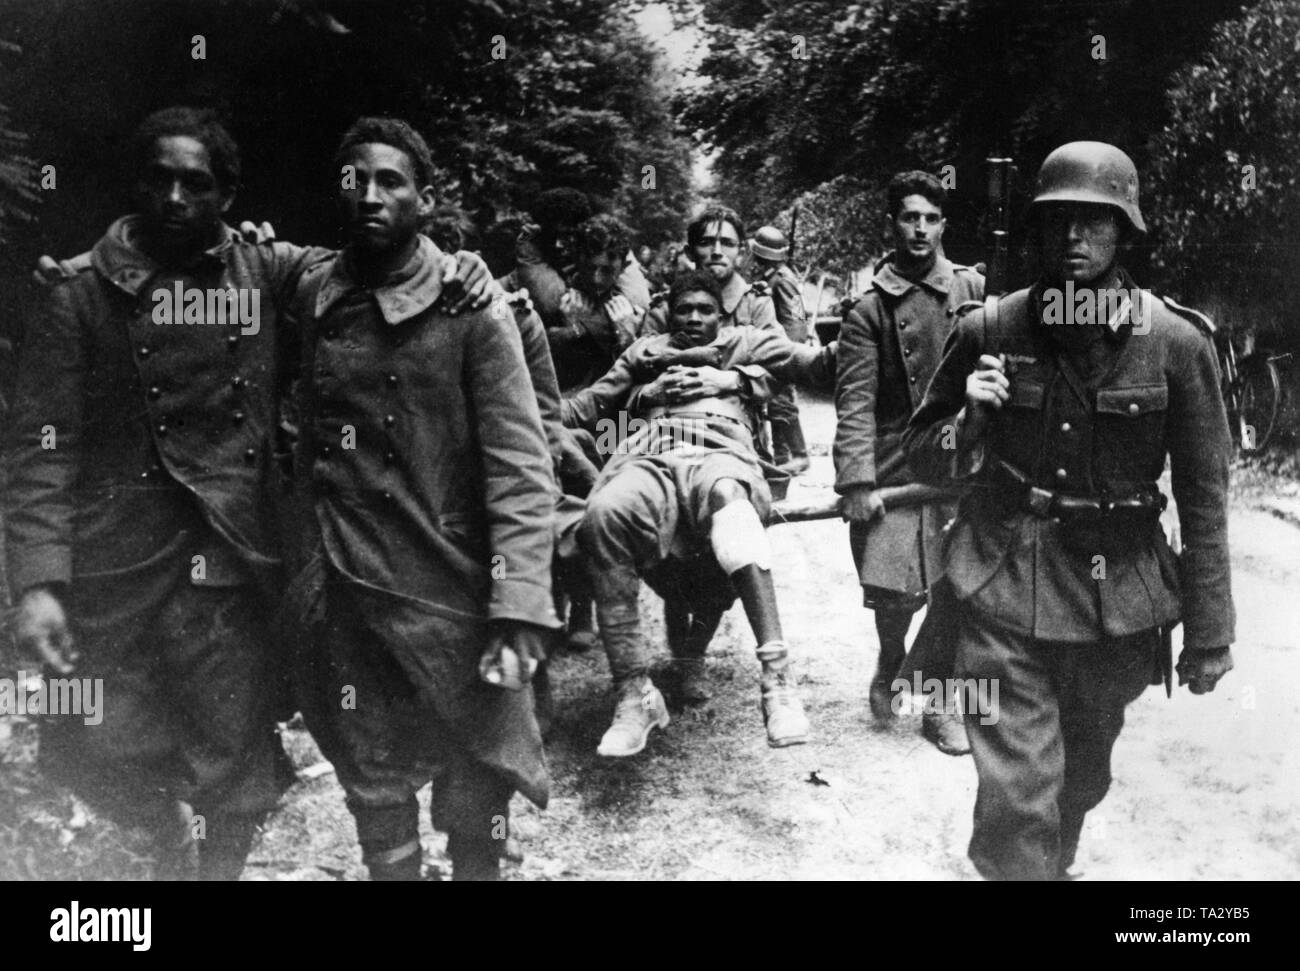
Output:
(1031, 141), (1146, 234)
(750, 225), (790, 261)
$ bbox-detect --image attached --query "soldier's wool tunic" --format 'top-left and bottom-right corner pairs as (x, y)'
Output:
(756, 261), (808, 343)
(834, 255), (984, 599)
(5, 215), (326, 819)
(906, 275), (1232, 645)
(904, 271), (1234, 879)
(755, 261), (810, 465)
(286, 237), (559, 852)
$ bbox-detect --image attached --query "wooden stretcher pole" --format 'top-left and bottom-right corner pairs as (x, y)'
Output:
(766, 483), (958, 526)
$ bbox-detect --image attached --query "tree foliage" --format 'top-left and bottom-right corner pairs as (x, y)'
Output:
(0, 0), (693, 299)
(1147, 0), (1300, 331)
(0, 40), (39, 248)
(673, 0), (1252, 279)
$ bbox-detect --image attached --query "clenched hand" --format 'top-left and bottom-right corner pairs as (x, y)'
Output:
(13, 587), (78, 675)
(479, 621), (552, 690)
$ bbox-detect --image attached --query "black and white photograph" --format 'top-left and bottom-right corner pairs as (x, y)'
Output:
(0, 0), (1294, 914)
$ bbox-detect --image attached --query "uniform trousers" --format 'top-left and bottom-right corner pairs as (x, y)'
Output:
(296, 573), (528, 860)
(954, 602), (1156, 880)
(577, 445), (769, 682)
(40, 537), (284, 845)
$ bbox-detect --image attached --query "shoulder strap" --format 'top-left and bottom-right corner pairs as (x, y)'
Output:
(292, 259), (334, 375)
(1160, 294), (1217, 338)
(297, 259), (333, 319)
(982, 294), (1001, 357)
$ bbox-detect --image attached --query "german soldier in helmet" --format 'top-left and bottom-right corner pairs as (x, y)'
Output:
(904, 142), (1235, 880)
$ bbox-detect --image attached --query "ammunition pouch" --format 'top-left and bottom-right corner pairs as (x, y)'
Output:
(990, 455), (1166, 557)
(1024, 487), (1166, 557)
(1053, 492), (1166, 557)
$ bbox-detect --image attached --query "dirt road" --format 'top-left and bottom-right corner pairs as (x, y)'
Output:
(247, 393), (1300, 881)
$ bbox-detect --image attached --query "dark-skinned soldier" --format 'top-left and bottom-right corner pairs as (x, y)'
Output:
(562, 269), (834, 755)
(284, 118), (558, 882)
(8, 108), (494, 881)
(903, 142), (1235, 880)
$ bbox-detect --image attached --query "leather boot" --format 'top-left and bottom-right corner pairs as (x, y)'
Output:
(151, 799), (199, 881)
(597, 673), (670, 757)
(533, 658), (555, 740)
(729, 564), (810, 745)
(198, 814), (259, 881)
(367, 848), (423, 881)
(771, 415), (810, 474)
(757, 642), (810, 747)
(921, 710), (971, 756)
(449, 834), (501, 882)
(566, 595), (599, 652)
(674, 657), (712, 704)
(665, 596), (720, 705)
(870, 609), (911, 722)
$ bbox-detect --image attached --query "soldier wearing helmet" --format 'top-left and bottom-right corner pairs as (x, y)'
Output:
(749, 225), (812, 474)
(904, 142), (1235, 880)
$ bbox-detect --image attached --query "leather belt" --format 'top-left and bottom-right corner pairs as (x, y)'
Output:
(642, 394), (749, 427)
(1021, 486), (1166, 522)
(991, 455), (1166, 522)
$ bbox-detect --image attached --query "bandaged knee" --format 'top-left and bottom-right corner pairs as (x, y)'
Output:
(709, 499), (772, 574)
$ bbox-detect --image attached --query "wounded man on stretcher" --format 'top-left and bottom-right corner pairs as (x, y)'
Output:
(561, 268), (835, 757)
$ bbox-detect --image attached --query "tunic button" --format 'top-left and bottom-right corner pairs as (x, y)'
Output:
(138, 345), (152, 358)
(322, 328), (339, 340)
(1061, 422), (1071, 432)
(244, 447), (257, 464)
(227, 334), (239, 349)
(904, 348), (912, 357)
(231, 376), (245, 389)
(156, 423), (167, 436)
(899, 321), (907, 330)
(382, 490), (394, 503)
(319, 444), (332, 458)
(232, 410), (245, 425)
(1128, 402), (1140, 415)
(148, 386), (162, 400)
(387, 374), (399, 387)
(909, 375), (917, 384)
(1055, 468), (1068, 480)
(384, 451), (396, 465)
(383, 414), (396, 428)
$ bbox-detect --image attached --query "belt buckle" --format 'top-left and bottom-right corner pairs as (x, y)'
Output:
(1027, 486), (1055, 518)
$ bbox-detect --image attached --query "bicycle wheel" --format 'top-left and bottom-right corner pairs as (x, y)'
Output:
(1234, 357), (1282, 455)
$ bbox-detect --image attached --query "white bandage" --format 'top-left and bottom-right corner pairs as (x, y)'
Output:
(709, 499), (772, 574)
